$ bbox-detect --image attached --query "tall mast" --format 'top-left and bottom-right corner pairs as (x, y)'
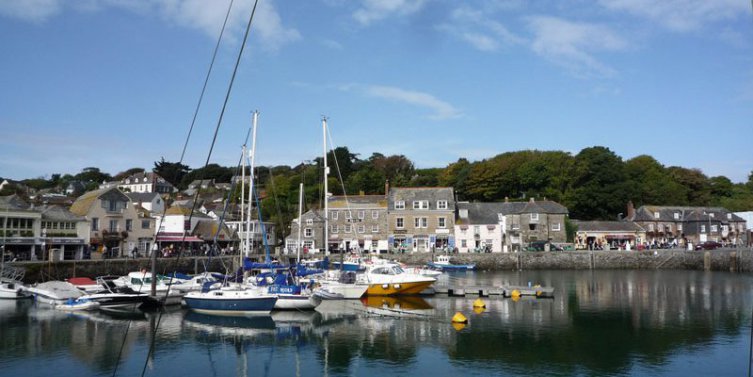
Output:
(240, 144), (246, 258)
(296, 182), (303, 264)
(322, 117), (329, 256)
(246, 111), (258, 259)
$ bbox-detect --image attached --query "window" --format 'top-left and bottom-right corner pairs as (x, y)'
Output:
(438, 217), (446, 228)
(125, 219), (132, 232)
(331, 225), (338, 233)
(358, 211), (365, 219)
(700, 225), (706, 233)
(109, 220), (118, 232)
(678, 224), (683, 231)
(414, 217), (428, 228)
(552, 223), (561, 231)
(395, 201), (405, 210)
(530, 213), (539, 221)
(413, 200), (428, 209)
(710, 225), (717, 233)
(529, 224), (537, 230)
(474, 226), (480, 234)
(372, 225), (379, 233)
(332, 211), (338, 220)
(372, 240), (378, 248)
(648, 223), (654, 231)
(344, 225), (352, 233)
(461, 239), (467, 248)
(727, 213), (732, 220)
(396, 217), (404, 229)
(304, 228), (313, 237)
(372, 211), (379, 219)
(303, 240), (314, 249)
(108, 200), (117, 212)
(512, 222), (519, 230)
(674, 212), (680, 220)
(437, 200), (448, 209)
(358, 225), (365, 233)
(654, 212), (660, 219)
(345, 211), (352, 219)
(141, 220), (150, 229)
(306, 219), (313, 226)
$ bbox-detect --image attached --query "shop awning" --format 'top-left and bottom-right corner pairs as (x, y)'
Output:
(156, 236), (205, 242)
(605, 235), (635, 240)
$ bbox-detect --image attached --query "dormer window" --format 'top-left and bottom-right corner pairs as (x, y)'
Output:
(412, 200), (428, 209)
(654, 212), (660, 219)
(709, 213), (715, 218)
(727, 213), (732, 220)
(437, 200), (448, 210)
(673, 212), (679, 220)
(395, 201), (405, 210)
(530, 213), (539, 221)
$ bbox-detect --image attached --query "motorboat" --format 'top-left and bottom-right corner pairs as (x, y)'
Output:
(426, 255), (476, 271)
(0, 267), (31, 299)
(25, 281), (84, 305)
(362, 264), (436, 296)
(79, 278), (161, 312)
(67, 277), (102, 293)
(312, 270), (368, 299)
(183, 285), (278, 316)
(114, 271), (184, 306)
(248, 272), (322, 310)
(169, 272), (222, 293)
(55, 297), (100, 311)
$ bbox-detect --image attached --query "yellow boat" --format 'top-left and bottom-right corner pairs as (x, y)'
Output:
(363, 264), (436, 296)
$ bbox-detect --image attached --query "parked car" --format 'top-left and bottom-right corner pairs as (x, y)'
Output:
(527, 241), (562, 252)
(695, 241), (722, 250)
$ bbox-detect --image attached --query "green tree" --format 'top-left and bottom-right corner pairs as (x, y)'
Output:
(565, 146), (630, 220)
(153, 158), (190, 188)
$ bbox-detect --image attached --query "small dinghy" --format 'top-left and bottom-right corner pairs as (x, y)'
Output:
(55, 297), (100, 312)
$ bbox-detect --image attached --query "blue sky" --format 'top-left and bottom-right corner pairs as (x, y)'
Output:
(1, 0), (751, 183)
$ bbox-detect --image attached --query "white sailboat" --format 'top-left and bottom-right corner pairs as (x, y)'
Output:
(184, 112), (279, 316)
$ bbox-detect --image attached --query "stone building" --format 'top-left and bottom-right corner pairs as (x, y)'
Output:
(70, 187), (155, 258)
(327, 195), (389, 253)
(387, 187), (455, 252)
(573, 220), (646, 250)
(626, 202), (747, 247)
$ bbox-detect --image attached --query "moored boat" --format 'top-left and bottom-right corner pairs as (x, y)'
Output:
(183, 285), (278, 316)
(362, 264), (436, 296)
(426, 255), (476, 271)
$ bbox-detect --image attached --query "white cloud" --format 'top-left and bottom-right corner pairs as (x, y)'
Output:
(442, 7), (525, 52)
(363, 85), (462, 120)
(0, 0), (62, 22)
(527, 16), (627, 78)
(0, 0), (300, 51)
(598, 0), (749, 32)
(337, 84), (461, 120)
(353, 0), (427, 26)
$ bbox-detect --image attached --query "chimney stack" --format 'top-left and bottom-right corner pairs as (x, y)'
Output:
(627, 201), (635, 220)
(384, 179), (390, 197)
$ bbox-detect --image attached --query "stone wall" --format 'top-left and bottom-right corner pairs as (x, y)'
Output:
(10, 248), (753, 283)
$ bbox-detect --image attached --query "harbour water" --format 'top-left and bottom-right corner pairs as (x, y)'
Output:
(1, 270), (751, 376)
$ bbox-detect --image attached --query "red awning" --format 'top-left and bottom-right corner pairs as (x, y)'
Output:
(156, 236), (204, 242)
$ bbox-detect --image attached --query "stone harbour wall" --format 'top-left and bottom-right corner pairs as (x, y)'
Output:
(9, 248), (753, 283)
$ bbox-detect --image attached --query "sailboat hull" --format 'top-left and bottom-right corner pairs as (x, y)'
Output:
(184, 291), (277, 316)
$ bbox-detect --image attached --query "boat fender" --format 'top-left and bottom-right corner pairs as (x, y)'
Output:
(451, 312), (468, 324)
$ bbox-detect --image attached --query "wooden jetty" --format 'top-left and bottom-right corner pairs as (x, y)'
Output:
(429, 284), (554, 298)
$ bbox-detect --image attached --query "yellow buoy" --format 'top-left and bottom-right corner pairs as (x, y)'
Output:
(510, 289), (521, 298)
(451, 322), (466, 331)
(473, 306), (485, 315)
(536, 290), (542, 297)
(451, 312), (468, 324)
(473, 298), (486, 308)
(511, 295), (520, 302)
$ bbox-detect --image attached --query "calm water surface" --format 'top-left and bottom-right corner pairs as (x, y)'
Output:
(1, 270), (752, 377)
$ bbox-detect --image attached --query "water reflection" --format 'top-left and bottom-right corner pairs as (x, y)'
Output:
(0, 270), (750, 377)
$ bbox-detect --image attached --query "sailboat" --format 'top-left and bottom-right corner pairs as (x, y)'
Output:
(183, 112), (278, 316)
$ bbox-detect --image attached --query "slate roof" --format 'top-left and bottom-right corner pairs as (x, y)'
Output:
(630, 205), (745, 223)
(39, 205), (87, 221)
(0, 195), (31, 211)
(126, 192), (160, 202)
(388, 187), (454, 210)
(573, 221), (644, 232)
(456, 199), (569, 225)
(329, 195), (387, 209)
(193, 220), (237, 241)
